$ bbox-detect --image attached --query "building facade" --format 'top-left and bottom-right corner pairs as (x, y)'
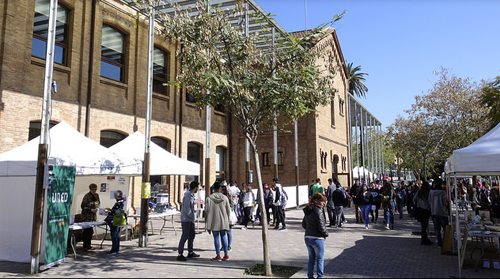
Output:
(0, 0), (360, 210)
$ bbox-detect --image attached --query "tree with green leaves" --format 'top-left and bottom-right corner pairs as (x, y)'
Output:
(481, 75), (500, 129)
(388, 68), (490, 180)
(135, 0), (344, 275)
(347, 62), (369, 98)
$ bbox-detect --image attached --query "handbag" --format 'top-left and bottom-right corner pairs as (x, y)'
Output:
(229, 210), (238, 225)
(112, 209), (127, 226)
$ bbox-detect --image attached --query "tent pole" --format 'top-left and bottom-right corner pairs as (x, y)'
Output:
(454, 173), (461, 278)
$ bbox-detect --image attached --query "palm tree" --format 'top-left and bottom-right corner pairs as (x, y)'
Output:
(347, 62), (369, 98)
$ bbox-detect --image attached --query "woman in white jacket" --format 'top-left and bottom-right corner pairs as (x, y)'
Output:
(205, 181), (232, 261)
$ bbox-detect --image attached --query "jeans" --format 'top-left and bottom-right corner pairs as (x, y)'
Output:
(334, 206), (343, 227)
(354, 204), (361, 221)
(431, 215), (449, 246)
(212, 230), (228, 255)
(227, 226), (232, 247)
(370, 207), (379, 222)
(177, 222), (195, 255)
(304, 238), (325, 278)
(397, 201), (404, 219)
(110, 224), (120, 252)
(326, 206), (336, 226)
(384, 202), (395, 226)
(360, 204), (371, 227)
(275, 206), (286, 228)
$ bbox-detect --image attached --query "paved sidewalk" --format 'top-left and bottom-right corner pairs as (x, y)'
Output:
(1, 206), (499, 278)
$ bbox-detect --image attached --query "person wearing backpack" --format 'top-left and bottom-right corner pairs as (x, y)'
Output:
(332, 183), (346, 228)
(272, 178), (287, 231)
(104, 190), (125, 255)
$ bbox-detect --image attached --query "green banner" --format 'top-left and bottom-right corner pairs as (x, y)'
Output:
(45, 166), (75, 266)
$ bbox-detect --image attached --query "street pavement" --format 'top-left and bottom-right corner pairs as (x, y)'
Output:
(1, 206), (499, 278)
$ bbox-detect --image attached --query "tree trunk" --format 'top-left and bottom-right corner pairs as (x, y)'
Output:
(249, 138), (272, 276)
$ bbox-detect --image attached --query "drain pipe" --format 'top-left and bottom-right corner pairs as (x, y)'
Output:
(85, 0), (97, 137)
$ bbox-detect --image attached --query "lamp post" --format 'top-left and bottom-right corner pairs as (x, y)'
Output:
(30, 0), (58, 274)
(139, 4), (155, 248)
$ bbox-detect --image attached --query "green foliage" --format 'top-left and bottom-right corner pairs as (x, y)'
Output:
(154, 0), (341, 138)
(244, 263), (301, 277)
(387, 68), (491, 180)
(347, 62), (369, 98)
(480, 75), (500, 129)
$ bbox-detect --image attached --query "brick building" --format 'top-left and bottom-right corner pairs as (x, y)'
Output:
(0, 0), (356, 210)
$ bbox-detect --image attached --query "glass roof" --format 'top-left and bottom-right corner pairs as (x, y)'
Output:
(117, 0), (291, 52)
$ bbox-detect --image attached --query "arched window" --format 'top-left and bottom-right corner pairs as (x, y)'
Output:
(152, 136), (171, 152)
(216, 146), (226, 180)
(187, 142), (201, 164)
(153, 48), (170, 97)
(32, 0), (69, 65)
(101, 25), (125, 82)
(100, 130), (126, 148)
(28, 120), (58, 141)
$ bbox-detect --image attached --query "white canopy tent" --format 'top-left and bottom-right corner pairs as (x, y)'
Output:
(444, 122), (500, 278)
(445, 122), (500, 176)
(0, 121), (142, 176)
(108, 131), (200, 176)
(0, 121), (141, 263)
(352, 166), (375, 181)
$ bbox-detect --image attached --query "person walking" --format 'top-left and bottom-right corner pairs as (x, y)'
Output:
(405, 182), (415, 217)
(395, 182), (406, 219)
(221, 185), (234, 252)
(302, 193), (329, 279)
(332, 183), (346, 228)
(176, 181), (200, 261)
(429, 180), (449, 247)
(414, 181), (433, 245)
(104, 190), (125, 255)
(272, 178), (287, 230)
(350, 179), (362, 223)
(326, 178), (336, 227)
(369, 182), (381, 223)
(360, 184), (373, 229)
(310, 178), (324, 196)
(240, 184), (256, 230)
(228, 181), (240, 221)
(381, 181), (396, 230)
(205, 181), (231, 261)
(262, 183), (273, 225)
(81, 183), (100, 252)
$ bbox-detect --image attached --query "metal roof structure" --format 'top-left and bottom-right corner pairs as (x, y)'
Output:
(116, 0), (291, 52)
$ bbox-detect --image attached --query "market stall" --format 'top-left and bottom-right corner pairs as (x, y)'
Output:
(0, 121), (141, 263)
(445, 122), (500, 277)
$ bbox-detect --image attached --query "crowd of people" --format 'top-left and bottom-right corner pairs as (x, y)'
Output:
(174, 176), (500, 278)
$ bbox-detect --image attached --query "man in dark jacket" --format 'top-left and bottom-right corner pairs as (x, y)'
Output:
(333, 183), (347, 228)
(326, 178), (336, 227)
(350, 179), (362, 223)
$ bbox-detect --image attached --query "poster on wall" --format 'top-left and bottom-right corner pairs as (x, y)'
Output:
(44, 166), (76, 268)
